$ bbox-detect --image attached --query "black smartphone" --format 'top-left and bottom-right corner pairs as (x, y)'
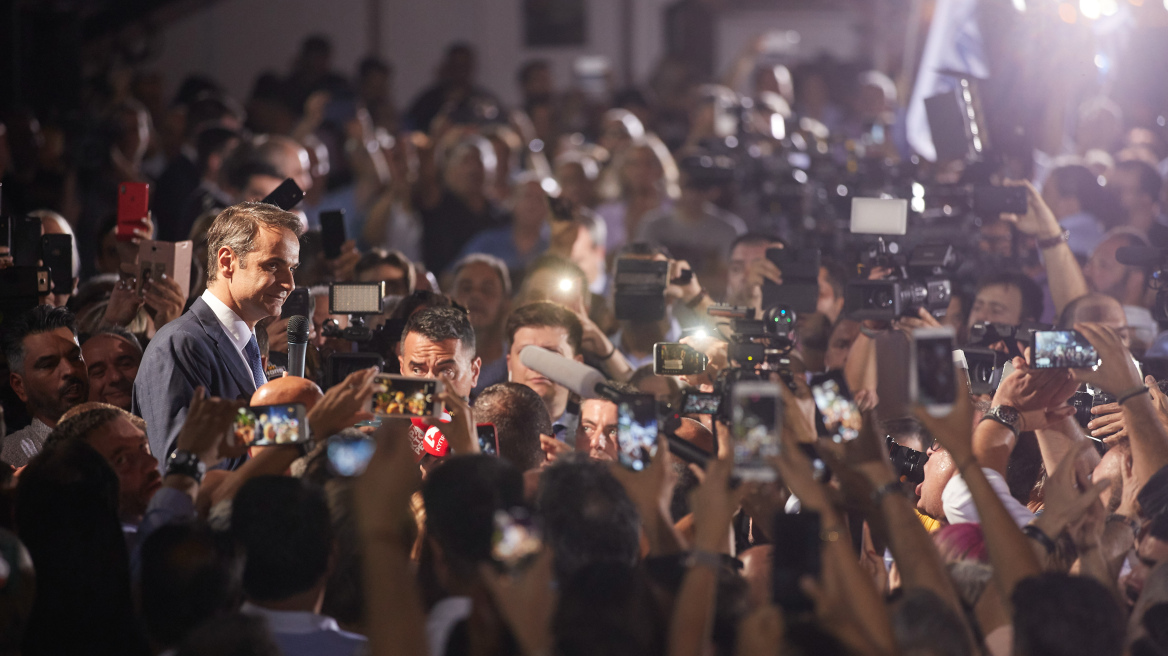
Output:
(0, 215), (10, 250)
(320, 210), (346, 259)
(233, 403), (308, 446)
(280, 287), (313, 320)
(763, 247), (820, 314)
(11, 215), (42, 267)
(40, 234), (73, 295)
(653, 342), (709, 376)
(1030, 330), (1100, 369)
(327, 435), (376, 477)
(680, 389), (720, 415)
(261, 178), (305, 211)
(616, 394), (659, 472)
(772, 511), (822, 616)
(491, 507), (542, 572)
(809, 371), (862, 443)
(973, 185), (1028, 216)
(477, 423), (499, 456)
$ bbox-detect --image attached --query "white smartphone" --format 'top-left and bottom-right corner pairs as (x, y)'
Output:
(850, 198), (908, 235)
(911, 327), (958, 416)
(730, 380), (783, 481)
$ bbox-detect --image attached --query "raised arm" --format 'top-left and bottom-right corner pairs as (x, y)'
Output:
(1000, 180), (1089, 316)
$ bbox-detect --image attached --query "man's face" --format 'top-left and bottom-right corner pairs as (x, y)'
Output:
(86, 416), (161, 520)
(967, 284), (1023, 329)
(1121, 532), (1168, 606)
(1070, 297), (1132, 349)
(221, 226), (299, 324)
(507, 325), (578, 419)
(399, 333), (480, 399)
(727, 241), (770, 304)
(824, 319), (861, 371)
(1110, 168), (1154, 216)
(1084, 237), (1137, 299)
(11, 327), (89, 424)
(451, 262), (507, 331)
(81, 335), (141, 411)
(915, 446), (956, 520)
(576, 398), (618, 461)
(358, 262), (410, 297)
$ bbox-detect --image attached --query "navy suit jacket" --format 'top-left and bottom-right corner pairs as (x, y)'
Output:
(133, 297), (258, 470)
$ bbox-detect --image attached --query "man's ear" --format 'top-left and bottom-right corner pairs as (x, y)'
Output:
(217, 246), (235, 280)
(469, 356), (481, 389)
(10, 372), (28, 404)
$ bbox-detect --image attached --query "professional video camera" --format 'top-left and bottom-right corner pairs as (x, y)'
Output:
(318, 282), (400, 386)
(612, 256), (694, 323)
(845, 242), (957, 321)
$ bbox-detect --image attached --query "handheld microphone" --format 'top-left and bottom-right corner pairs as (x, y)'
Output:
(519, 345), (612, 399)
(287, 315), (310, 378)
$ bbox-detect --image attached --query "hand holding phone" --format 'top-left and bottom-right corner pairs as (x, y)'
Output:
(731, 380), (782, 481)
(491, 508), (543, 572)
(654, 342), (708, 376)
(261, 178), (305, 211)
(233, 404), (308, 446)
(911, 327), (957, 416)
(809, 371), (861, 442)
(117, 182), (150, 242)
(616, 394), (659, 471)
(1029, 330), (1100, 370)
(370, 375), (443, 418)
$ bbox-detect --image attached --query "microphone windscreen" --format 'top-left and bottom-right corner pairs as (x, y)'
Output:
(1115, 246), (1163, 268)
(519, 345), (608, 399)
(287, 315), (311, 344)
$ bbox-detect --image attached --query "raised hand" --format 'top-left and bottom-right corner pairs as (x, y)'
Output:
(308, 367), (378, 439)
(1072, 323), (1143, 397)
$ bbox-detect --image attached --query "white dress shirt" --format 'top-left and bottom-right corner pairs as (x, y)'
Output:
(942, 467), (1035, 528)
(200, 289), (256, 374)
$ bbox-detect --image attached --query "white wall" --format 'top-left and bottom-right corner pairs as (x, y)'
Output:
(149, 0), (672, 110)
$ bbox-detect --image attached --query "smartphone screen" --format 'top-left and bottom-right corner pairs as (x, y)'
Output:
(320, 210), (346, 259)
(327, 435), (376, 477)
(477, 423), (499, 456)
(731, 381), (782, 480)
(810, 373), (861, 442)
(40, 234), (73, 294)
(772, 511), (821, 615)
(492, 508), (542, 571)
(233, 403), (308, 446)
(1030, 330), (1100, 369)
(913, 328), (957, 410)
(681, 390), (720, 415)
(617, 394), (659, 471)
(371, 375), (441, 417)
(11, 215), (41, 267)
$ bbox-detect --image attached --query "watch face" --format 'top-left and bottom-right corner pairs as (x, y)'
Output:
(995, 406), (1021, 424)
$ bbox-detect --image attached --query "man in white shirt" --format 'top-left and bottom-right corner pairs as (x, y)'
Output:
(133, 201), (302, 470)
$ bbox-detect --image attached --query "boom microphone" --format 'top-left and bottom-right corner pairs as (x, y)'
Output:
(287, 315), (310, 378)
(518, 345), (612, 400)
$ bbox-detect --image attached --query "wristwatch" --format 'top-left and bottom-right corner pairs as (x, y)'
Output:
(980, 405), (1021, 437)
(1036, 229), (1070, 250)
(166, 449), (206, 483)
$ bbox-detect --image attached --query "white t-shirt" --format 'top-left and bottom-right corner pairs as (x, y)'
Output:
(942, 467), (1034, 528)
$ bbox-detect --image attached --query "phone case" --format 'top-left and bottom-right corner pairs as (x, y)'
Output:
(136, 240), (193, 298)
(117, 182), (150, 240)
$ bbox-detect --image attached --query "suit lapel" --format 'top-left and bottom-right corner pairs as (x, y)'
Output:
(191, 297), (258, 396)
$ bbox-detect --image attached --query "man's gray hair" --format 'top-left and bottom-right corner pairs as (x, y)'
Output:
(206, 201), (304, 282)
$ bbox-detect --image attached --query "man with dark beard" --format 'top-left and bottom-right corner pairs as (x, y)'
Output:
(1, 305), (91, 466)
(81, 327), (143, 411)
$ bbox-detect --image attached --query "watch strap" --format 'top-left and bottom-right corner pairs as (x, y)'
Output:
(1036, 229), (1070, 250)
(166, 450), (205, 483)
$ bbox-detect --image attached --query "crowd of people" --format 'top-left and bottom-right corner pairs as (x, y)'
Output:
(3, 26), (1168, 656)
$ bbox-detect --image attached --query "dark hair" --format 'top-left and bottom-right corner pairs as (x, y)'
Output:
(505, 301), (584, 357)
(2, 304), (78, 374)
(140, 523), (243, 647)
(230, 476), (333, 602)
(536, 458), (642, 581)
(452, 253), (512, 297)
(1011, 573), (1124, 656)
(883, 416), (934, 452)
(553, 563), (668, 656)
(891, 588), (973, 656)
(402, 305), (476, 352)
(43, 405), (129, 450)
(175, 613), (280, 656)
(518, 59), (550, 86)
(729, 232), (787, 255)
(15, 439), (148, 655)
(358, 56), (391, 79)
(206, 201), (304, 284)
(319, 480), (365, 627)
(195, 126), (240, 175)
(1116, 159), (1163, 201)
(422, 456), (525, 576)
(975, 270), (1044, 322)
(356, 248), (416, 292)
(473, 383), (553, 471)
(223, 158), (283, 195)
(300, 33), (333, 57)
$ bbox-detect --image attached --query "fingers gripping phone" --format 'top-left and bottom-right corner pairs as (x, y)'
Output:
(477, 423), (499, 456)
(1029, 330), (1101, 370)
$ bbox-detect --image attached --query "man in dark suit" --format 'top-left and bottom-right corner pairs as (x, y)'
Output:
(133, 201), (303, 470)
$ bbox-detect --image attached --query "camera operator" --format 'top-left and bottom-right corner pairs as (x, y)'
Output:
(1082, 231), (1158, 351)
(610, 246), (707, 369)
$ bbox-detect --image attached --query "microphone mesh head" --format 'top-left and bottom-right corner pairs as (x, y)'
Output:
(287, 315), (311, 343)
